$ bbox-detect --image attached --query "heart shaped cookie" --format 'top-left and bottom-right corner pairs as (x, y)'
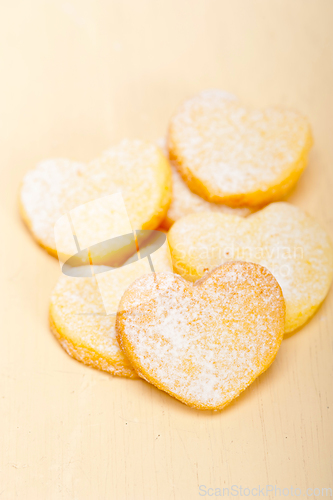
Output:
(168, 202), (333, 333)
(168, 90), (312, 207)
(20, 139), (172, 257)
(116, 262), (285, 410)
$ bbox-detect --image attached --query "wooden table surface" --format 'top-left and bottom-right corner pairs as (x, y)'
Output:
(0, 1), (332, 498)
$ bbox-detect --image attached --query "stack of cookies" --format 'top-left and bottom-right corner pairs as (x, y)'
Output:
(19, 90), (333, 410)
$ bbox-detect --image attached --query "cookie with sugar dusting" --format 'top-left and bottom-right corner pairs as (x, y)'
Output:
(156, 138), (251, 229)
(49, 266), (137, 378)
(168, 202), (333, 333)
(168, 89), (313, 208)
(20, 140), (172, 258)
(116, 262), (285, 410)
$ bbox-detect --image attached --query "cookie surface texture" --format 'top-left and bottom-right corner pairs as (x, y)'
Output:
(116, 262), (285, 410)
(168, 90), (312, 207)
(168, 202), (333, 333)
(20, 140), (172, 257)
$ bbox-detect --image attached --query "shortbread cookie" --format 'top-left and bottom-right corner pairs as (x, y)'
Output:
(116, 262), (285, 410)
(49, 266), (137, 378)
(168, 202), (333, 333)
(20, 140), (172, 257)
(168, 90), (313, 207)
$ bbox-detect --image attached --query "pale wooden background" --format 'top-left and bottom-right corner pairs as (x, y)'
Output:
(0, 1), (332, 498)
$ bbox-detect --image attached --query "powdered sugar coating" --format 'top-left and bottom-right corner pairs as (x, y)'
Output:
(50, 266), (137, 378)
(116, 262), (285, 409)
(20, 140), (172, 256)
(168, 90), (312, 207)
(168, 202), (333, 333)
